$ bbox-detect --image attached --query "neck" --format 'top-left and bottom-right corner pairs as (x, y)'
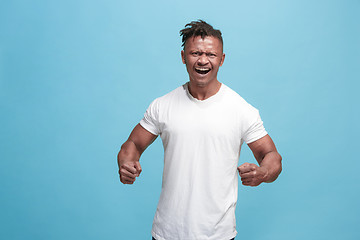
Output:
(188, 80), (221, 100)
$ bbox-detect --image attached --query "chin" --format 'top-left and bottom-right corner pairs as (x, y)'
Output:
(191, 80), (208, 87)
(191, 77), (214, 87)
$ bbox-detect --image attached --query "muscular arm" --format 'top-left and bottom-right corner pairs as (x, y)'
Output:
(238, 135), (282, 186)
(117, 124), (157, 184)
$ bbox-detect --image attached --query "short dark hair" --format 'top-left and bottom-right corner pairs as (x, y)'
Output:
(179, 20), (223, 49)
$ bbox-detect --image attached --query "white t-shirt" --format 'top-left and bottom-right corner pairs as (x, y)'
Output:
(140, 82), (267, 240)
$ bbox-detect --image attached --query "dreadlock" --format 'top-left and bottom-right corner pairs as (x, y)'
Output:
(179, 20), (223, 49)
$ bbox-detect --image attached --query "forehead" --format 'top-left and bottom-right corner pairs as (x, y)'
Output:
(185, 36), (223, 52)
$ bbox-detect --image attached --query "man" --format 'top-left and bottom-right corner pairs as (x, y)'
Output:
(118, 20), (282, 240)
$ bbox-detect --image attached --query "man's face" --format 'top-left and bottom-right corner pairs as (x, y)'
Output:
(181, 36), (225, 88)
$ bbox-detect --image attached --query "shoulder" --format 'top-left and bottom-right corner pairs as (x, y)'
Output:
(148, 84), (186, 108)
(158, 84), (185, 101)
(222, 84), (258, 112)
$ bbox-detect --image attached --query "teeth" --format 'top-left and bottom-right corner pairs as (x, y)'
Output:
(195, 68), (210, 71)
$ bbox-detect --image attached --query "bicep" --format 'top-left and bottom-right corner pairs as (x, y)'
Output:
(128, 124), (158, 154)
(247, 134), (278, 163)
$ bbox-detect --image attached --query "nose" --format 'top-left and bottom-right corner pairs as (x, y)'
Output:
(197, 54), (209, 65)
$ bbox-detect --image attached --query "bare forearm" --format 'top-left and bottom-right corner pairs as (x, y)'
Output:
(117, 124), (157, 184)
(117, 140), (142, 184)
(118, 140), (141, 166)
(259, 151), (282, 183)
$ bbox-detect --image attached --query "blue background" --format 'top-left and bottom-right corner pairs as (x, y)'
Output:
(1, 0), (359, 239)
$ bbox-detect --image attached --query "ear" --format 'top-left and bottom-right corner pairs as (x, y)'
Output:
(219, 53), (225, 67)
(181, 50), (186, 64)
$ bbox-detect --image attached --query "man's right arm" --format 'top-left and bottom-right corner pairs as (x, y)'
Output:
(117, 124), (157, 184)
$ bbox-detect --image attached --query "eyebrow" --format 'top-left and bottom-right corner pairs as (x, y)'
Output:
(191, 50), (218, 55)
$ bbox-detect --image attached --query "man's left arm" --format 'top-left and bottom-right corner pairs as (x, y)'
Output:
(238, 135), (282, 186)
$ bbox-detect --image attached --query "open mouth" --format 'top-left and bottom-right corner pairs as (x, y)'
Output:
(195, 67), (211, 75)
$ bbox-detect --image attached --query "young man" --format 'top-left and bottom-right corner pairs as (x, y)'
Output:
(118, 20), (282, 240)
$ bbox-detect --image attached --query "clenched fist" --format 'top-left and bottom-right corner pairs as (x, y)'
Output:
(238, 162), (268, 187)
(117, 140), (142, 185)
(118, 161), (142, 185)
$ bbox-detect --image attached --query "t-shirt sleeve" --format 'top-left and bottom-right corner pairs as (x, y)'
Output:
(242, 107), (268, 144)
(139, 99), (161, 136)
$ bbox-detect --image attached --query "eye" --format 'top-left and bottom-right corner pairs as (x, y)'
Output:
(207, 53), (216, 57)
(191, 52), (200, 56)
